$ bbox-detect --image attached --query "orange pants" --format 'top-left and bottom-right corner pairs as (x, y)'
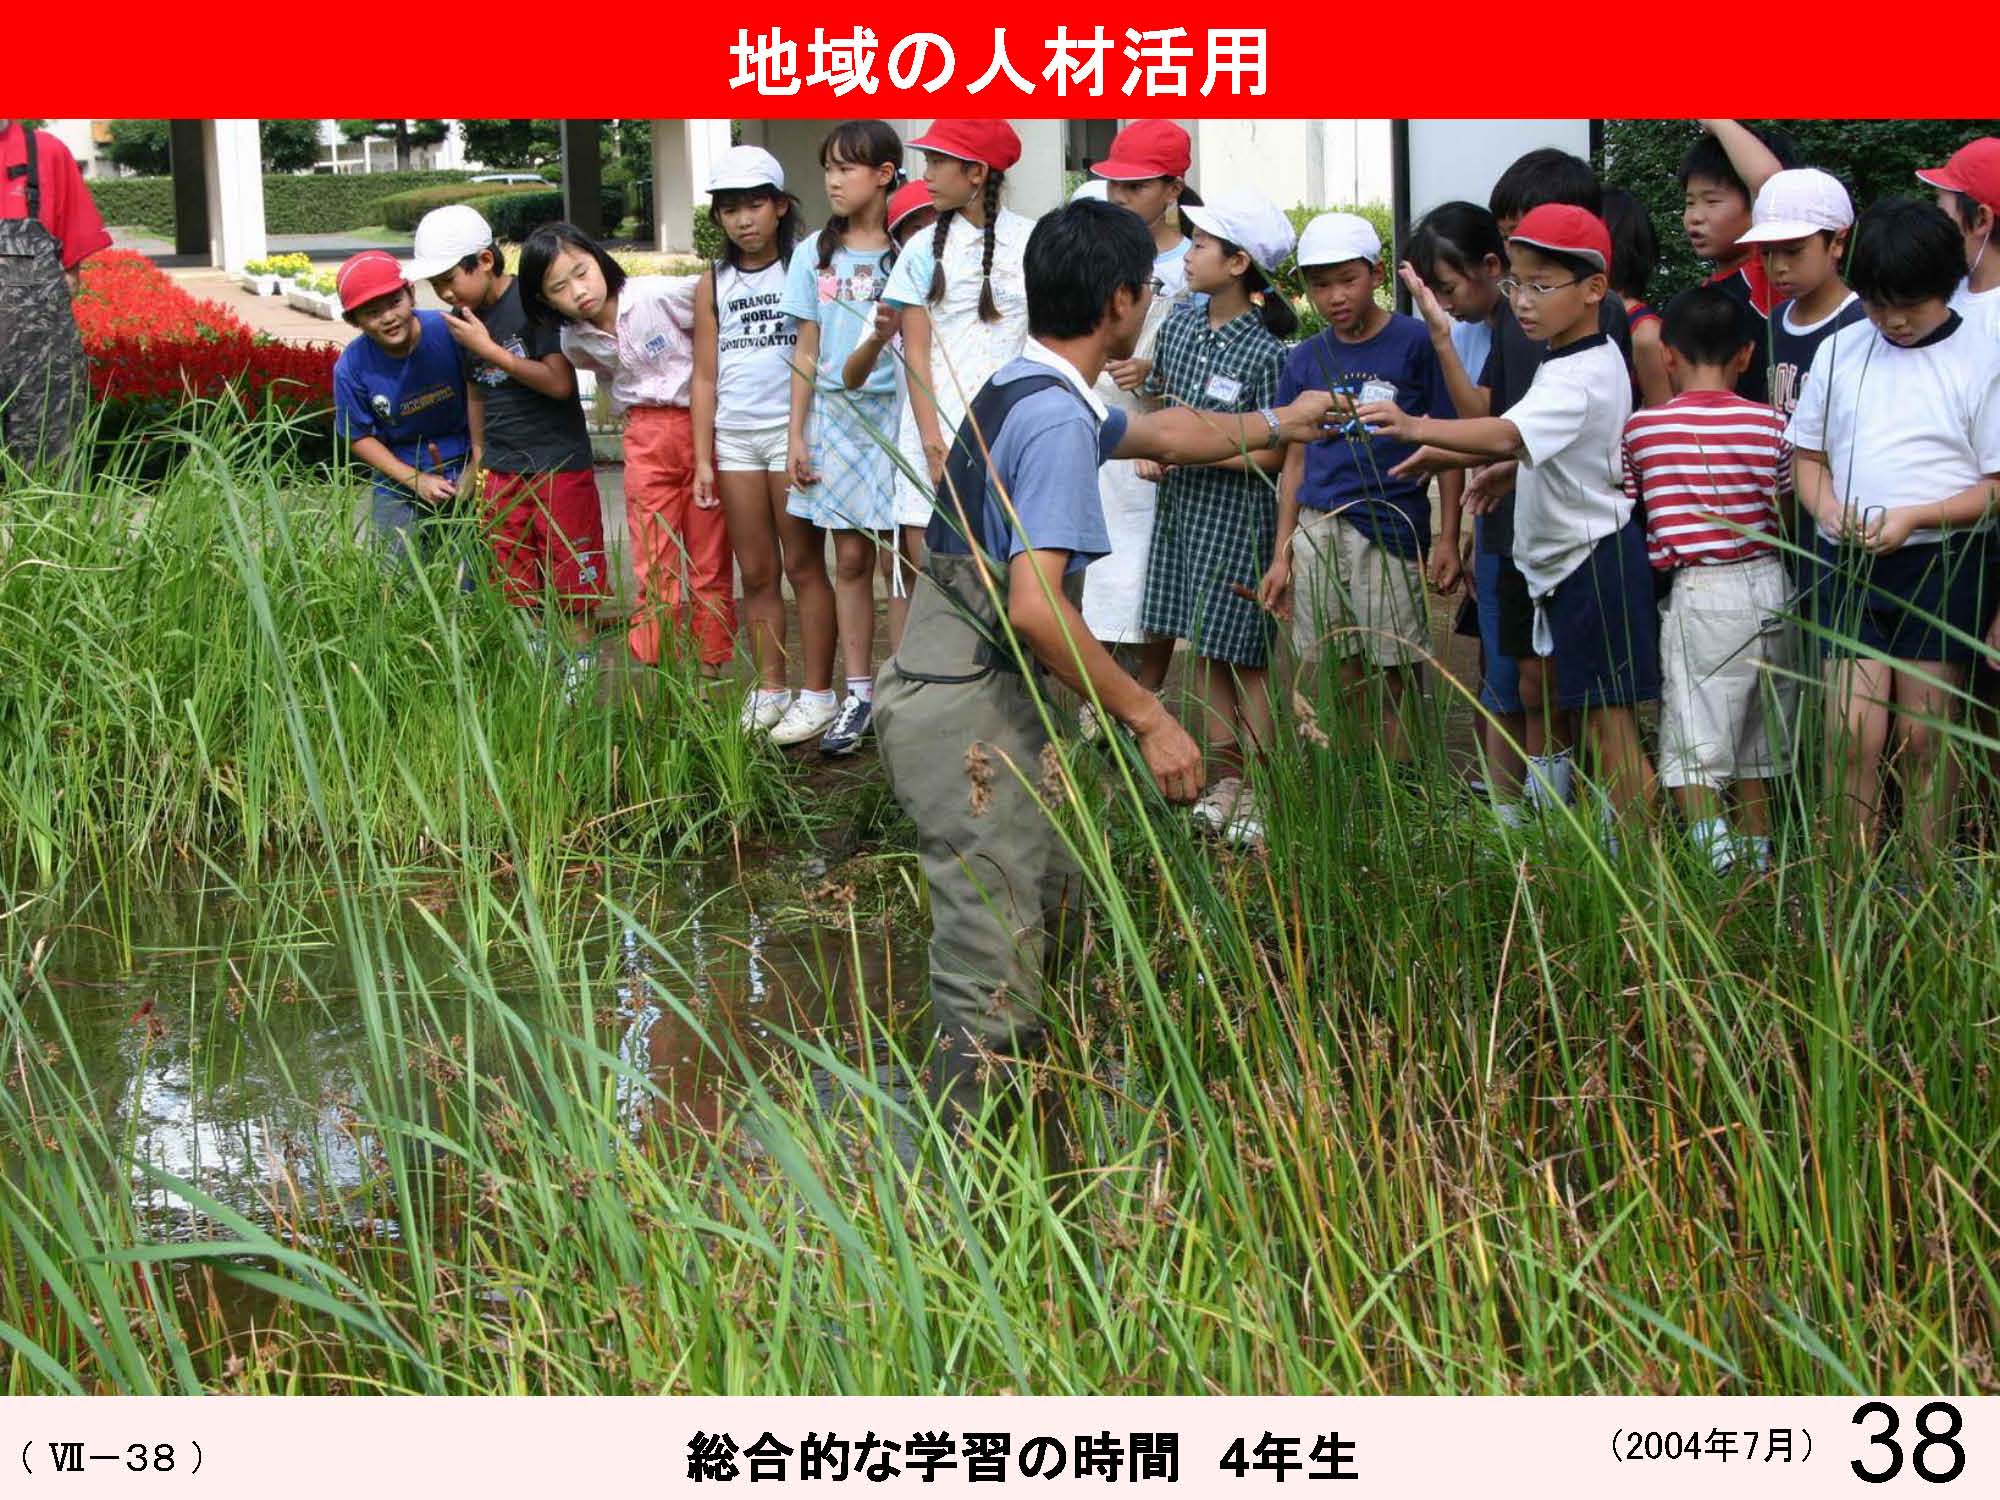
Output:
(623, 405), (735, 668)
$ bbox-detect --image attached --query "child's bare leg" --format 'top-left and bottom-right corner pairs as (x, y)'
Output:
(1825, 657), (1892, 852)
(1380, 663), (1418, 763)
(1130, 635), (1175, 693)
(1483, 711), (1529, 798)
(1192, 656), (1244, 780)
(1581, 705), (1657, 823)
(1892, 660), (1968, 861)
(1236, 664), (1274, 757)
(775, 507), (834, 696)
(830, 529), (878, 687)
(720, 470), (787, 689)
(1672, 782), (1726, 827)
(1735, 777), (1773, 839)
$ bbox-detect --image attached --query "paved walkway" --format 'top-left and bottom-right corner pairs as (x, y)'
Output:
(111, 227), (412, 260)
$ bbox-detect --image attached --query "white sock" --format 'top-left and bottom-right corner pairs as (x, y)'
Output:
(752, 688), (792, 709)
(1527, 751), (1575, 807)
(1736, 834), (1773, 872)
(847, 676), (874, 704)
(799, 688), (836, 709)
(1493, 801), (1530, 829)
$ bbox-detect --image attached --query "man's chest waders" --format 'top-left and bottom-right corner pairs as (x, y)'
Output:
(872, 373), (1093, 1124)
(0, 129), (86, 473)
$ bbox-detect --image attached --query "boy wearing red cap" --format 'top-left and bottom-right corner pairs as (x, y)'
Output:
(1362, 204), (1659, 831)
(331, 250), (472, 562)
(1916, 137), (2000, 319)
(1082, 120), (1199, 689)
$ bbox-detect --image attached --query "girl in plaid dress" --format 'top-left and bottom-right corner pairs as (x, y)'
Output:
(1141, 194), (1298, 840)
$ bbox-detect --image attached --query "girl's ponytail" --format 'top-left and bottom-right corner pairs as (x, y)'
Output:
(976, 170), (1003, 323)
(925, 209), (956, 304)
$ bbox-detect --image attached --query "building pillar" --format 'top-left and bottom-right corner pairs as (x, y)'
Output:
(168, 119), (211, 258)
(559, 119), (605, 238)
(201, 120), (266, 272)
(651, 120), (730, 254)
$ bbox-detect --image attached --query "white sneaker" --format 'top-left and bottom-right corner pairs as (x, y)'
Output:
(560, 648), (595, 705)
(739, 689), (793, 733)
(1193, 776), (1243, 834)
(768, 694), (839, 747)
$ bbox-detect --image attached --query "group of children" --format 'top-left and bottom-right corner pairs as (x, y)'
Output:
(328, 117), (2000, 872)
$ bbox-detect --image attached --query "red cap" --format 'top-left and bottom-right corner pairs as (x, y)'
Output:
(1916, 138), (2000, 212)
(907, 119), (1021, 172)
(335, 250), (408, 313)
(1508, 203), (1611, 273)
(1092, 120), (1191, 181)
(887, 180), (935, 232)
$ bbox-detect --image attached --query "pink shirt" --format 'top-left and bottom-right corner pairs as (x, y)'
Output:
(559, 275), (699, 413)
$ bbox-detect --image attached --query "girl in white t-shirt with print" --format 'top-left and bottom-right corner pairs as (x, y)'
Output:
(881, 120), (1032, 520)
(691, 146), (803, 732)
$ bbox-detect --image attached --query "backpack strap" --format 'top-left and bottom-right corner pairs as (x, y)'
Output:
(927, 371), (1091, 563)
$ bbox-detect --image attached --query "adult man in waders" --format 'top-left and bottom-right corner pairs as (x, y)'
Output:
(0, 120), (107, 474)
(874, 199), (1337, 1131)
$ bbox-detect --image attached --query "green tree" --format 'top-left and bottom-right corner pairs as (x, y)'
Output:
(1599, 118), (2000, 300)
(457, 119), (560, 170)
(260, 119), (322, 173)
(337, 119), (451, 173)
(106, 118), (172, 176)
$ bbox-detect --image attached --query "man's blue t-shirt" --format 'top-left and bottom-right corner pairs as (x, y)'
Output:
(958, 355), (1130, 575)
(333, 310), (472, 497)
(1277, 313), (1455, 560)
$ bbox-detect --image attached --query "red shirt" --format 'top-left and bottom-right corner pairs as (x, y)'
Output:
(1622, 390), (1787, 570)
(0, 122), (112, 269)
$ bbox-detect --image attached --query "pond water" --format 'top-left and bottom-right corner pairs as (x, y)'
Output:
(10, 861), (919, 1250)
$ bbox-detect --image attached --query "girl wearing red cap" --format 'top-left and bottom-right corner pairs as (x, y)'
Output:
(883, 119), (1033, 515)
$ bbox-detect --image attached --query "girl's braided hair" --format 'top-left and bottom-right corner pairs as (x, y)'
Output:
(927, 168), (1006, 323)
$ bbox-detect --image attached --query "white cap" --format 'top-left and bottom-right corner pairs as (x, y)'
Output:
(406, 203), (496, 280)
(1069, 178), (1109, 204)
(708, 145), (785, 194)
(1295, 211), (1383, 269)
(1737, 168), (1854, 245)
(1182, 190), (1297, 274)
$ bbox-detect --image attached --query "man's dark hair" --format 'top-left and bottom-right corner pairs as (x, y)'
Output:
(1677, 125), (1799, 202)
(1661, 285), (1754, 367)
(1406, 200), (1507, 286)
(1024, 199), (1154, 339)
(1601, 187), (1658, 302)
(1490, 148), (1601, 224)
(516, 222), (629, 327)
(1847, 197), (1967, 306)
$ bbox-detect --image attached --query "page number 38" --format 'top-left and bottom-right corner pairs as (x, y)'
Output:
(1851, 1401), (1966, 1484)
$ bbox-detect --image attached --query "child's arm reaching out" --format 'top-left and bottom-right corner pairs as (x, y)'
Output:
(1699, 120), (1784, 201)
(843, 302), (898, 390)
(1359, 401), (1522, 462)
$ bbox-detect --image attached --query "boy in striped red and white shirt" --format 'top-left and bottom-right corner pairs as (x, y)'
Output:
(1622, 285), (1797, 873)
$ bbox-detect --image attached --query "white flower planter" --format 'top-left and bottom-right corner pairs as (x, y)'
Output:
(285, 286), (321, 315)
(240, 271), (280, 296)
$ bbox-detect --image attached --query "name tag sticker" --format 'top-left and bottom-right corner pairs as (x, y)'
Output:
(1204, 374), (1243, 404)
(1360, 379), (1398, 406)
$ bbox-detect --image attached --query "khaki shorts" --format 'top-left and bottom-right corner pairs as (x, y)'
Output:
(1290, 507), (1428, 667)
(1657, 553), (1800, 790)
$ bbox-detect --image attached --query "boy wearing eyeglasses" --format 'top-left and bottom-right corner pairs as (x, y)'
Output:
(1360, 205), (1658, 835)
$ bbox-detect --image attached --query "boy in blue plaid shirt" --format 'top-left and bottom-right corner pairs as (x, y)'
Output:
(1142, 192), (1298, 843)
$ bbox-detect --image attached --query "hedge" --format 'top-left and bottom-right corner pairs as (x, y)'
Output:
(1599, 119), (2000, 302)
(86, 169), (481, 235)
(482, 187), (628, 242)
(376, 181), (546, 232)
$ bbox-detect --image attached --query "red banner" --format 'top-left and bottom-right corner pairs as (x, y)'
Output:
(11, 3), (1988, 117)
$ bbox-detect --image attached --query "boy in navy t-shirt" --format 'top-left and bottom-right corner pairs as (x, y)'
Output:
(1259, 213), (1459, 764)
(330, 250), (471, 563)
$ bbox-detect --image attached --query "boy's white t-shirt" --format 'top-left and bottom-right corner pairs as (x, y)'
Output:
(1507, 334), (1635, 598)
(1784, 313), (2000, 547)
(1949, 276), (2000, 319)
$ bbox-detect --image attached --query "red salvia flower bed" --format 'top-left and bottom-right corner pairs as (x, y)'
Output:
(74, 251), (338, 416)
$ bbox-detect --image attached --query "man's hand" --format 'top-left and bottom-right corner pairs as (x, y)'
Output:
(1398, 261), (1453, 343)
(1106, 355), (1152, 392)
(1256, 553), (1293, 620)
(1274, 391), (1340, 445)
(1427, 538), (1463, 594)
(443, 306), (503, 363)
(1132, 700), (1204, 804)
(1357, 399), (1416, 443)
